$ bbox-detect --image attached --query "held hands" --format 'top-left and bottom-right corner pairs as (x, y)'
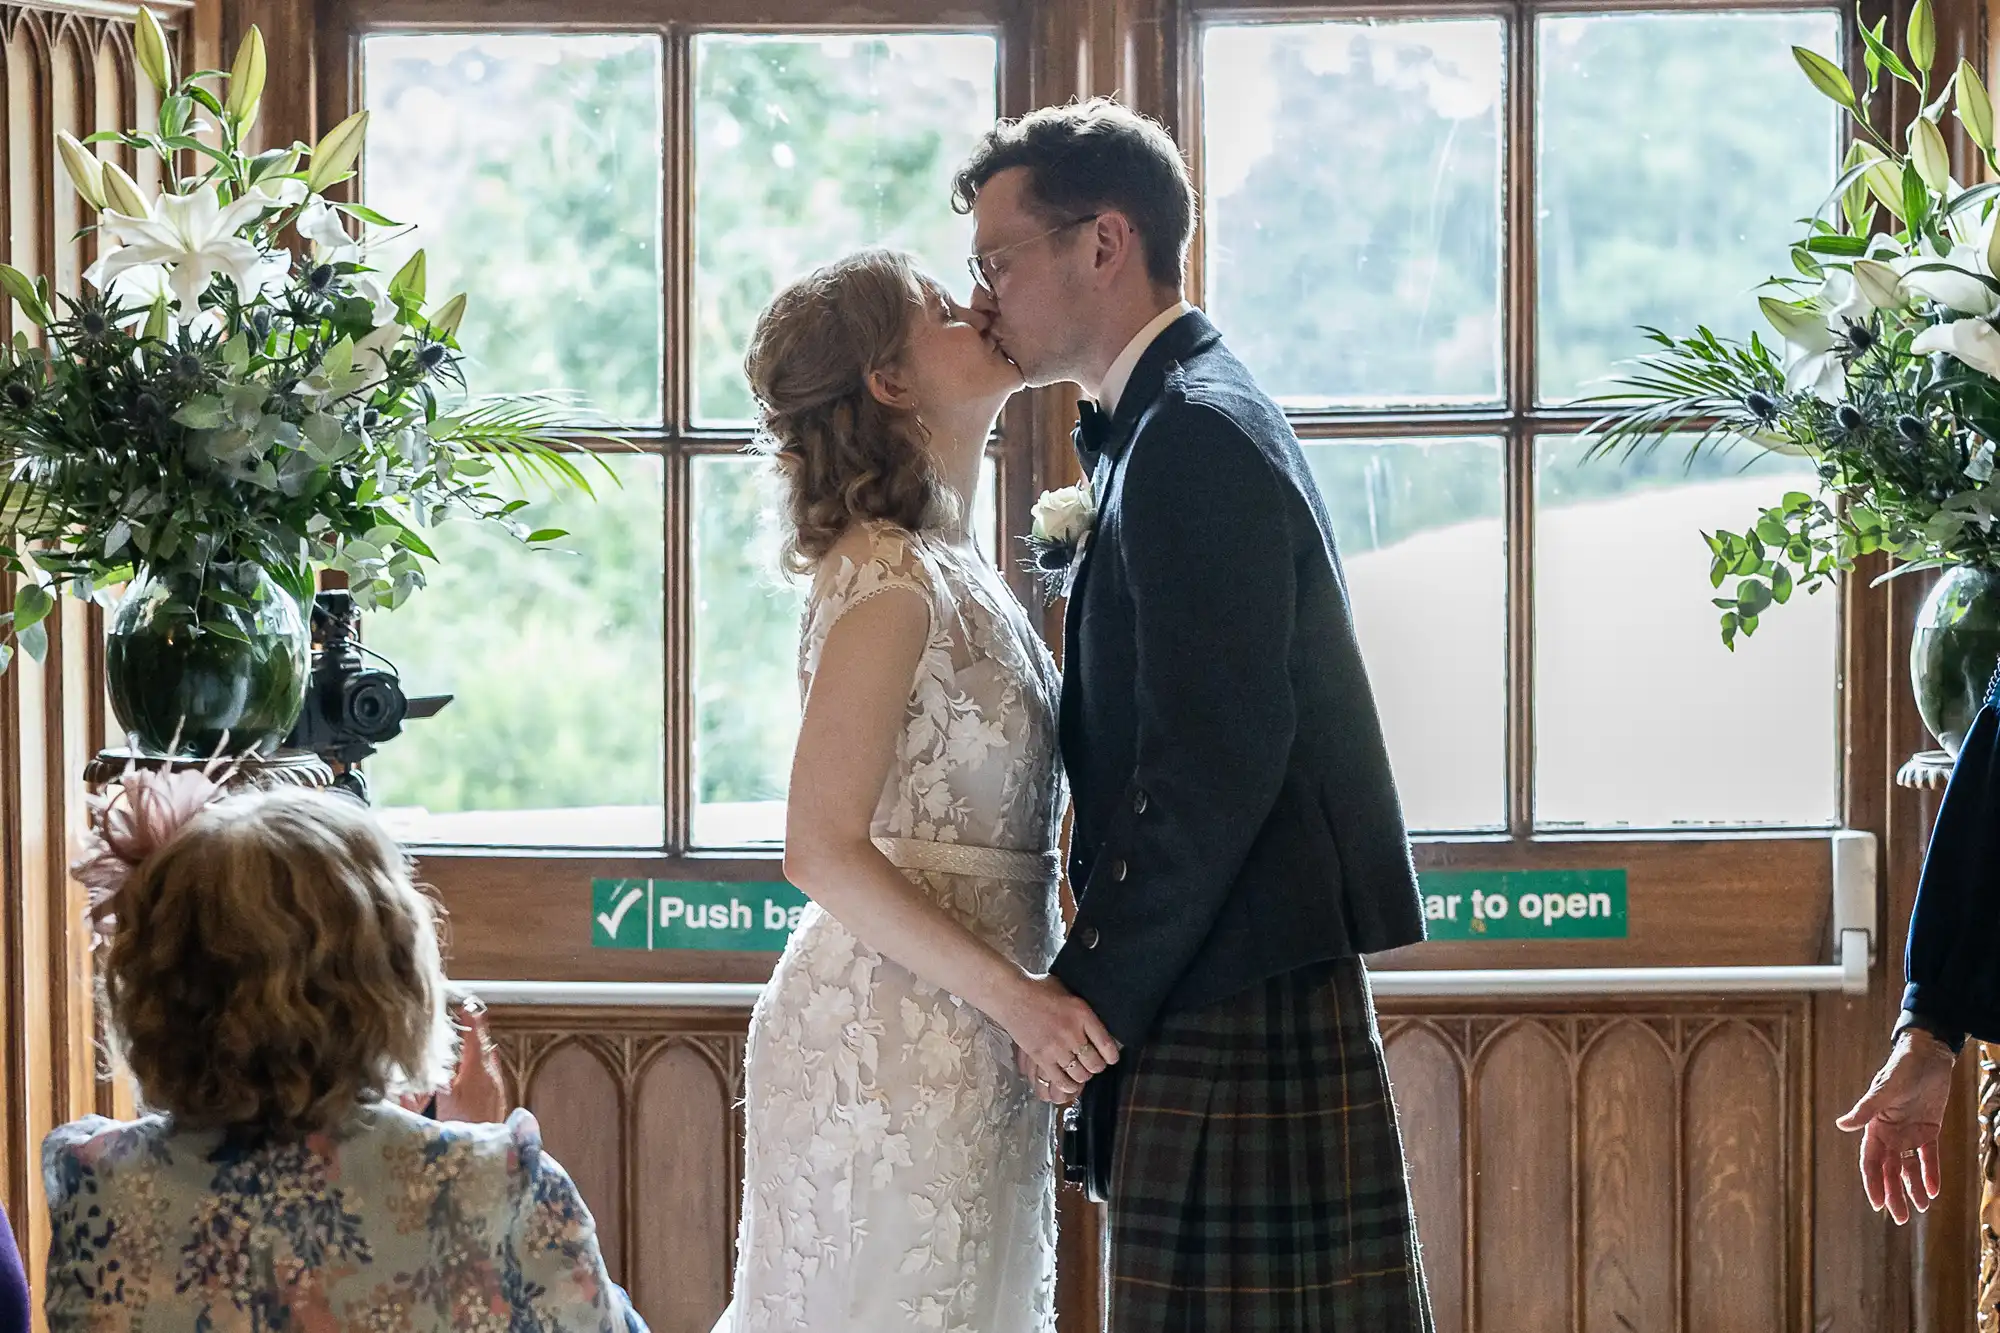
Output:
(1836, 1029), (1958, 1224)
(998, 972), (1120, 1104)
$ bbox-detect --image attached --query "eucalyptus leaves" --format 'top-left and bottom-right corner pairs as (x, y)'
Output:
(1587, 0), (2000, 647)
(0, 11), (594, 669)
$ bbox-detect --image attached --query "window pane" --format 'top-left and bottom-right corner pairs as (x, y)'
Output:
(1304, 440), (1505, 830)
(1203, 21), (1503, 409)
(691, 457), (807, 847)
(694, 34), (998, 424)
(363, 34), (664, 424)
(1536, 12), (1841, 403)
(368, 454), (666, 847)
(1534, 438), (1837, 827)
(692, 455), (1003, 847)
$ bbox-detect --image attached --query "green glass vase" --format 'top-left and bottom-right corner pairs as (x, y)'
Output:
(1911, 564), (2000, 757)
(105, 564), (310, 758)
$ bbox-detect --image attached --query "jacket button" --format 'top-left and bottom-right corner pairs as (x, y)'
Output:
(1133, 790), (1149, 814)
(1111, 859), (1128, 882)
(1078, 925), (1101, 949)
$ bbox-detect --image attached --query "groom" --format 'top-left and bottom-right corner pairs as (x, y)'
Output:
(956, 100), (1434, 1329)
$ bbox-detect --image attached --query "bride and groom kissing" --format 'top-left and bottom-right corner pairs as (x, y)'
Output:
(715, 97), (1435, 1333)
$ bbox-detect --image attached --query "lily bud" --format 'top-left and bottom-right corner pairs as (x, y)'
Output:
(429, 292), (467, 339)
(1910, 116), (1951, 194)
(389, 248), (426, 303)
(225, 26), (267, 130)
(305, 110), (369, 195)
(100, 161), (149, 219)
(133, 7), (172, 95)
(54, 132), (104, 211)
(1759, 295), (1823, 346)
(1850, 259), (1907, 310)
(141, 297), (170, 342)
(1959, 59), (1995, 154)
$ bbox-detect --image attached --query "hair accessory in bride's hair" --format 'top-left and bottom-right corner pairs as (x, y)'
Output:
(73, 736), (241, 935)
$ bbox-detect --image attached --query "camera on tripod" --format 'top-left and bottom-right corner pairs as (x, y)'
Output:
(284, 585), (451, 803)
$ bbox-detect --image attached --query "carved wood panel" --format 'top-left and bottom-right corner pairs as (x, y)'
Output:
(1380, 999), (1809, 1333)
(488, 996), (1809, 1333)
(486, 1005), (747, 1333)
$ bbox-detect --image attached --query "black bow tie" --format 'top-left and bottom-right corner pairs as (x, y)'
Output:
(1074, 400), (1111, 467)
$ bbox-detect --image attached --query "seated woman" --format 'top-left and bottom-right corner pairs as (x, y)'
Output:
(43, 776), (643, 1332)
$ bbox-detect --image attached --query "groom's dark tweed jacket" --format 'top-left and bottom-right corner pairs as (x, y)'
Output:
(1051, 309), (1425, 1048)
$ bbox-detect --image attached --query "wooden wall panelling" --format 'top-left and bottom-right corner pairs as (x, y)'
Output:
(485, 1005), (747, 1333)
(0, 3), (196, 1311)
(1380, 999), (1808, 1333)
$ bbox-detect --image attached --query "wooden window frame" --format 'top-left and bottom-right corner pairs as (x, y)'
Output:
(315, 0), (1041, 896)
(308, 0), (1920, 983)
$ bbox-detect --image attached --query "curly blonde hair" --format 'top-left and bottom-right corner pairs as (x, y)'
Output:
(101, 786), (453, 1139)
(745, 248), (954, 570)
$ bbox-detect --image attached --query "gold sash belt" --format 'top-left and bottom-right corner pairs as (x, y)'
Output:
(872, 836), (1059, 883)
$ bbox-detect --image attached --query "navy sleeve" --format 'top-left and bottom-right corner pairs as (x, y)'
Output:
(1903, 699), (2000, 1045)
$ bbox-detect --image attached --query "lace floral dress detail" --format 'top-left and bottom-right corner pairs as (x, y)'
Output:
(720, 523), (1064, 1333)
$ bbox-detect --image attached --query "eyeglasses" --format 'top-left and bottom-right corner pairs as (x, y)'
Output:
(967, 213), (1102, 292)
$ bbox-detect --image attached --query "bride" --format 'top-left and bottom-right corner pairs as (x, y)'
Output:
(712, 249), (1118, 1333)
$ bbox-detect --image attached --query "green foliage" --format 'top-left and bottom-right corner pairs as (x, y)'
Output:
(1587, 2), (2000, 645)
(0, 26), (589, 670)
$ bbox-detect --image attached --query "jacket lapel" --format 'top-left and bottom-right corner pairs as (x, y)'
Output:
(1057, 309), (1223, 757)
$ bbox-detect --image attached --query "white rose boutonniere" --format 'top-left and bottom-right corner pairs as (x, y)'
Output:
(1024, 479), (1097, 605)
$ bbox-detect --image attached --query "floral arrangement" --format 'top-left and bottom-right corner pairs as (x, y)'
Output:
(1586, 0), (2000, 646)
(0, 12), (595, 668)
(1024, 479), (1095, 604)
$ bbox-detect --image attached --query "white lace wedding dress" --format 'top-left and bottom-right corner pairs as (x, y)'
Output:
(715, 522), (1065, 1333)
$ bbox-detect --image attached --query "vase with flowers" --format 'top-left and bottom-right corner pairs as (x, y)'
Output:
(0, 11), (599, 757)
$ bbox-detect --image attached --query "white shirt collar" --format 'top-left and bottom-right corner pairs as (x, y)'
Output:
(1096, 300), (1196, 418)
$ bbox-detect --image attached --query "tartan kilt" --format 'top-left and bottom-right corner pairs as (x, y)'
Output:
(1106, 957), (1434, 1333)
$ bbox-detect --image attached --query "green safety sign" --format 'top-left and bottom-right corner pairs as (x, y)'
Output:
(1416, 869), (1627, 941)
(591, 879), (810, 951)
(593, 869), (1626, 951)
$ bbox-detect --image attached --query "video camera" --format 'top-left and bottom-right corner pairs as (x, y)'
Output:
(284, 586), (451, 803)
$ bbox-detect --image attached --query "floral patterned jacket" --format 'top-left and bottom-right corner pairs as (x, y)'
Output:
(42, 1104), (646, 1333)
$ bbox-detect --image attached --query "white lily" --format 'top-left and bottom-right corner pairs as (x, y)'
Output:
(1902, 205), (2000, 378)
(1914, 317), (2000, 377)
(1763, 271), (1872, 399)
(297, 197), (356, 263)
(1898, 206), (2000, 316)
(295, 197), (395, 324)
(247, 176), (308, 210)
(103, 263), (170, 328)
(85, 183), (269, 314)
(351, 318), (405, 393)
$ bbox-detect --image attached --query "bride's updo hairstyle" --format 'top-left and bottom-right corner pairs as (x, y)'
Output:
(745, 248), (950, 572)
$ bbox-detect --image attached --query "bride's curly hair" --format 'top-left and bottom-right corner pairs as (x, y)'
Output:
(745, 249), (951, 572)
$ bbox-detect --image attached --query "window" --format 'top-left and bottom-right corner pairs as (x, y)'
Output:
(350, 24), (1010, 850)
(1197, 8), (1843, 833)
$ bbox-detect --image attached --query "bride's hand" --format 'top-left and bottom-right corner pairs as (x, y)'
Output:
(997, 973), (1119, 1101)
